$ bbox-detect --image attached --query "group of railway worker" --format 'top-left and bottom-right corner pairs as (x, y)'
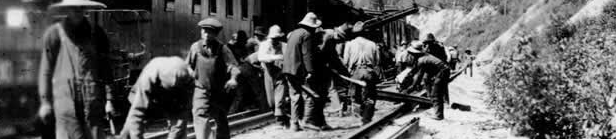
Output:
(35, 0), (458, 139)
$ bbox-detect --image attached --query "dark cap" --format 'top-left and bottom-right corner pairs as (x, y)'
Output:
(198, 18), (223, 30)
(253, 26), (266, 36)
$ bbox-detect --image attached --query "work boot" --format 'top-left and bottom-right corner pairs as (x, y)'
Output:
(302, 122), (322, 131)
(290, 121), (301, 131)
(275, 116), (289, 129)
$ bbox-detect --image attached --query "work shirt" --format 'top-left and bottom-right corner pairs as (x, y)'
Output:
(257, 39), (285, 63)
(186, 39), (239, 103)
(343, 37), (380, 72)
(317, 28), (350, 76)
(423, 40), (447, 62)
(416, 53), (450, 77)
(404, 53), (449, 91)
(258, 39), (286, 75)
(121, 57), (194, 139)
(38, 21), (113, 139)
(283, 25), (316, 77)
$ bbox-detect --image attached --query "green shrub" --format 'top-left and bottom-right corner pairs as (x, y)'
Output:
(485, 2), (616, 138)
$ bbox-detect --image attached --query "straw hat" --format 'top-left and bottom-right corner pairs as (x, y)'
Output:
(407, 41), (424, 53)
(267, 25), (285, 39)
(298, 12), (322, 28)
(49, 0), (107, 9)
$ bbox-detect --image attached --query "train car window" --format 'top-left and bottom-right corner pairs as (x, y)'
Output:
(226, 0), (233, 16)
(241, 0), (247, 18)
(165, 0), (175, 12)
(193, 0), (201, 14)
(209, 0), (217, 14)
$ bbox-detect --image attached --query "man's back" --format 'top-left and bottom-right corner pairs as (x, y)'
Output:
(424, 41), (447, 62)
(418, 53), (449, 77)
(283, 27), (314, 77)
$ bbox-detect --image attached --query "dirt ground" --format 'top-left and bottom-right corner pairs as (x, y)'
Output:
(412, 65), (526, 139)
(232, 101), (399, 139)
(234, 65), (527, 139)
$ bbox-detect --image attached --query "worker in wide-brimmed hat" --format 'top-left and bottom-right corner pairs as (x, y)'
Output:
(400, 41), (450, 120)
(37, 0), (113, 139)
(257, 25), (289, 129)
(312, 12), (363, 130)
(187, 17), (240, 139)
(283, 12), (321, 131)
(422, 33), (447, 62)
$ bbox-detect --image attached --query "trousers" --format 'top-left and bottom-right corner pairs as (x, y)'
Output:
(430, 69), (450, 119)
(349, 66), (378, 124)
(192, 87), (230, 139)
(285, 75), (305, 123)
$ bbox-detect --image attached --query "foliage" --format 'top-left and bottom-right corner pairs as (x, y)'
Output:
(485, 1), (616, 138)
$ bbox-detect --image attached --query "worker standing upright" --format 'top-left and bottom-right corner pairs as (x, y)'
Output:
(342, 36), (381, 125)
(37, 0), (115, 138)
(283, 12), (321, 132)
(314, 15), (362, 128)
(258, 25), (289, 129)
(187, 17), (240, 139)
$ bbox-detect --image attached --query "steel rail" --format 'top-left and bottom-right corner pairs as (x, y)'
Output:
(341, 62), (473, 139)
(143, 109), (266, 139)
(342, 103), (425, 139)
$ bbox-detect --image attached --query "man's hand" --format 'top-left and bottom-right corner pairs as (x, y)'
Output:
(38, 104), (53, 124)
(225, 79), (239, 90)
(105, 100), (117, 116)
(352, 21), (365, 33)
(306, 73), (313, 81)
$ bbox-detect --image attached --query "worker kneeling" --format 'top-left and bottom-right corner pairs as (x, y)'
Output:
(120, 56), (194, 139)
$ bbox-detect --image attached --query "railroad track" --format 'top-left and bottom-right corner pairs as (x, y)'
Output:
(143, 109), (274, 139)
(343, 103), (426, 139)
(340, 63), (472, 139)
(141, 63), (472, 139)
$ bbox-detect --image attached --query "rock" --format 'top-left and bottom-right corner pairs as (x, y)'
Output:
(451, 103), (472, 111)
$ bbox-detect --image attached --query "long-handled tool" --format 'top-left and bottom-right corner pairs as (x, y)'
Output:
(107, 114), (117, 135)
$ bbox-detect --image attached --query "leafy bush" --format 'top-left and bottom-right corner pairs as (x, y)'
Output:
(485, 1), (616, 138)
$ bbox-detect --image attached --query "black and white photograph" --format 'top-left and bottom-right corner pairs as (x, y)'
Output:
(1, 0), (616, 138)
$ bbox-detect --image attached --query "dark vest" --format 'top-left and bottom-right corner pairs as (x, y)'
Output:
(194, 40), (229, 94)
